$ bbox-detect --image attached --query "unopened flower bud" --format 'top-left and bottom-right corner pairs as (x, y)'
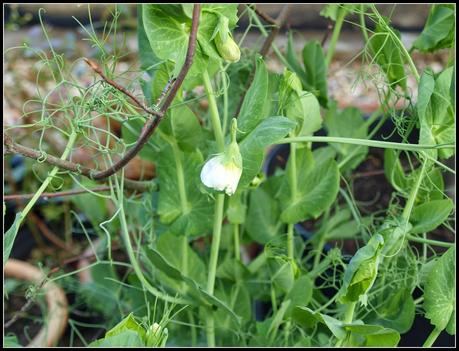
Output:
(213, 16), (240, 62)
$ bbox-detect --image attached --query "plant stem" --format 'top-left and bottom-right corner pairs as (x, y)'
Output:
(423, 327), (442, 347)
(271, 285), (278, 313)
(277, 136), (454, 152)
(233, 224), (241, 261)
(221, 64), (230, 136)
(359, 5), (369, 43)
(289, 143), (298, 199)
(171, 140), (189, 214)
(343, 302), (356, 323)
(325, 7), (347, 67)
(202, 68), (226, 347)
(287, 223), (294, 261)
(202, 70), (225, 152)
(188, 310), (197, 347)
(402, 161), (427, 220)
(406, 234), (454, 248)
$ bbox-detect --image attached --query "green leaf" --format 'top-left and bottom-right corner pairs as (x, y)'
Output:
(343, 323), (400, 347)
(325, 103), (368, 172)
(238, 116), (296, 188)
(368, 23), (407, 89)
(292, 306), (347, 339)
(423, 246), (455, 334)
(156, 232), (207, 287)
(106, 313), (146, 340)
(237, 57), (269, 137)
(278, 147), (340, 223)
(410, 199), (453, 234)
(144, 244), (241, 324)
(302, 40), (328, 107)
(412, 4), (455, 52)
(137, 5), (161, 75)
(286, 91), (322, 137)
(418, 67), (455, 160)
(4, 213), (22, 266)
(4, 334), (20, 347)
(384, 149), (408, 191)
(268, 256), (296, 294)
(285, 275), (313, 315)
(246, 179), (282, 244)
(286, 32), (309, 87)
(90, 330), (145, 347)
(216, 256), (250, 282)
(226, 192), (246, 224)
(338, 234), (385, 305)
(364, 288), (415, 334)
(157, 146), (213, 237)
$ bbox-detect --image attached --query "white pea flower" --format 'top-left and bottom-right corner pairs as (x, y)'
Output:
(200, 119), (242, 196)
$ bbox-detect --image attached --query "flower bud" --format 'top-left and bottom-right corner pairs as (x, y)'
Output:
(213, 16), (240, 62)
(200, 119), (243, 196)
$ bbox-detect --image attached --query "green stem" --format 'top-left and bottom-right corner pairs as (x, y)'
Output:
(202, 70), (225, 152)
(402, 162), (427, 220)
(325, 7), (347, 67)
(406, 234), (454, 248)
(423, 327), (442, 347)
(313, 235), (326, 269)
(271, 285), (278, 314)
(289, 143), (298, 199)
(233, 224), (241, 261)
(221, 64), (230, 136)
(359, 5), (369, 43)
(202, 68), (226, 347)
(171, 141), (189, 214)
(343, 302), (356, 323)
(287, 223), (294, 261)
(188, 310), (197, 347)
(277, 136), (454, 152)
(370, 5), (420, 82)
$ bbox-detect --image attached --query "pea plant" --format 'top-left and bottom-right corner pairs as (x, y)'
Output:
(3, 3), (455, 347)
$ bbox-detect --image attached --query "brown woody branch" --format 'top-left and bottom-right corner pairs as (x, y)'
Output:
(235, 4), (291, 118)
(88, 4), (201, 180)
(4, 4), (201, 184)
(248, 4), (277, 25)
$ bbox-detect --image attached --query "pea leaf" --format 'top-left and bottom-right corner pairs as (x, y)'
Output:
(285, 275), (314, 315)
(384, 149), (408, 191)
(90, 330), (145, 347)
(3, 213), (22, 266)
(364, 288), (415, 334)
(277, 147), (340, 223)
(343, 323), (400, 347)
(238, 116), (296, 189)
(157, 145), (213, 238)
(324, 103), (368, 172)
(418, 67), (455, 160)
(237, 57), (269, 137)
(292, 306), (347, 339)
(423, 246), (455, 334)
(302, 40), (328, 107)
(246, 178), (283, 244)
(410, 199), (453, 234)
(338, 234), (385, 305)
(143, 245), (241, 325)
(368, 23), (407, 89)
(412, 4), (455, 52)
(286, 91), (322, 137)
